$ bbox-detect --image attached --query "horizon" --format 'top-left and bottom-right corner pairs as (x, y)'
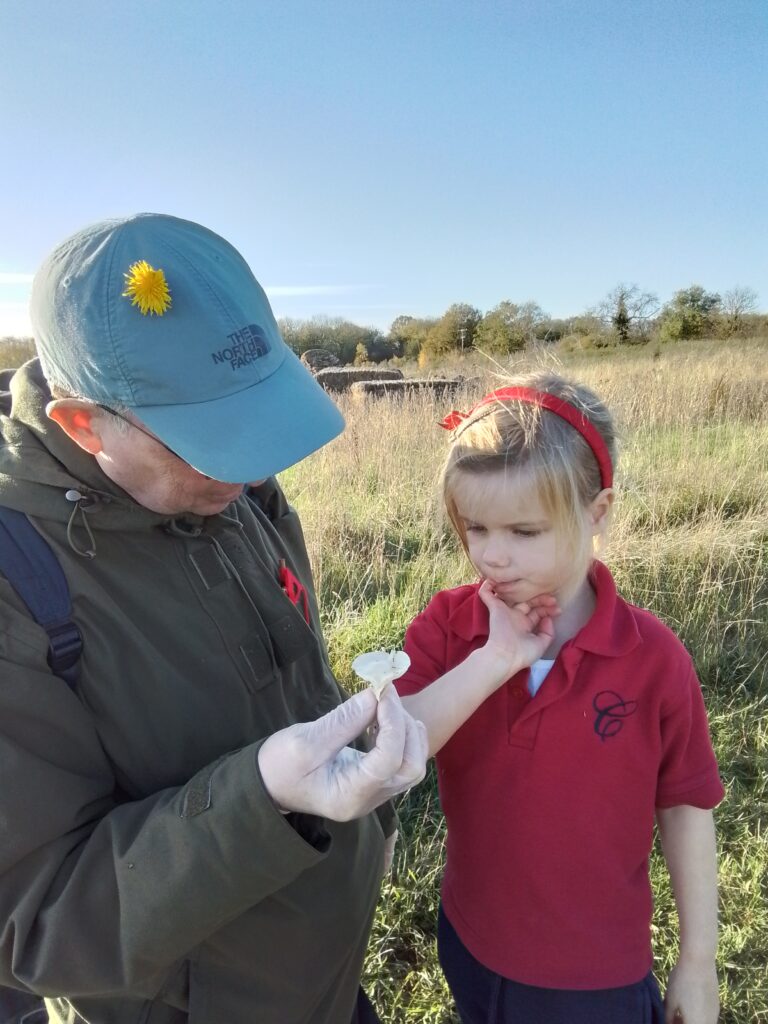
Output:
(1, 281), (763, 343)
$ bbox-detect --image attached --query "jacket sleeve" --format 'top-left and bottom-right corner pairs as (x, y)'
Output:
(0, 585), (329, 1001)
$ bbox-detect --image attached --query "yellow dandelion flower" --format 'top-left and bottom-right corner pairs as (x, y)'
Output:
(122, 260), (172, 316)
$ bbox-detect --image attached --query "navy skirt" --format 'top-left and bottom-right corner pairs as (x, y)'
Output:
(352, 987), (381, 1024)
(437, 905), (665, 1024)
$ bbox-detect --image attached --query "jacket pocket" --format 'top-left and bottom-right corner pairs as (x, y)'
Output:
(238, 623), (278, 692)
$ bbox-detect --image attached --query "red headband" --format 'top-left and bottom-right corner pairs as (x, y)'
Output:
(439, 386), (613, 490)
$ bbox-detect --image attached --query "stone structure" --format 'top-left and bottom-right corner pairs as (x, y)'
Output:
(300, 348), (341, 372)
(314, 367), (404, 393)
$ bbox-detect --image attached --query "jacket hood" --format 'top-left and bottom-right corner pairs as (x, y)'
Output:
(0, 359), (191, 533)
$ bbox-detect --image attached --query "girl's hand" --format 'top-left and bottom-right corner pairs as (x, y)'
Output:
(477, 579), (559, 674)
(664, 960), (720, 1024)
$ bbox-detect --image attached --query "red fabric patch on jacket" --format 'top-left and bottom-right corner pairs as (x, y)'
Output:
(279, 561), (310, 624)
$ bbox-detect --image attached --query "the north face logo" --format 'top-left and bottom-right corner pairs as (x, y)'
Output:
(211, 324), (271, 371)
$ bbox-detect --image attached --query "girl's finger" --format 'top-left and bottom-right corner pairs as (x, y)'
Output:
(536, 615), (555, 641)
(530, 598), (561, 618)
(478, 580), (504, 609)
(523, 607), (541, 630)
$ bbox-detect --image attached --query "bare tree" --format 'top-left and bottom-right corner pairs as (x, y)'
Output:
(721, 286), (758, 335)
(595, 284), (659, 343)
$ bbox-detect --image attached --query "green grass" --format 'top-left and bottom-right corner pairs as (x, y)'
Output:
(282, 337), (768, 1023)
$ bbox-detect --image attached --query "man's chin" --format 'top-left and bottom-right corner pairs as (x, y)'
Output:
(191, 490), (244, 516)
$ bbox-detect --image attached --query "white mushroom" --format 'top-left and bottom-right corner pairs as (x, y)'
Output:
(352, 649), (411, 700)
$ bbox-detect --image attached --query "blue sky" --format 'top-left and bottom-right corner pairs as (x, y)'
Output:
(1, 0), (766, 336)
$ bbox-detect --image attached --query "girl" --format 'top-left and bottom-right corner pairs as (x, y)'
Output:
(395, 372), (723, 1024)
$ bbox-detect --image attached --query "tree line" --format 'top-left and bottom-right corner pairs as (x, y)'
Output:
(278, 284), (764, 366)
(2, 284), (764, 370)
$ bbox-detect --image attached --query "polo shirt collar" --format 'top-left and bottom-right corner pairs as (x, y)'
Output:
(447, 560), (641, 658)
(573, 561), (641, 657)
(448, 584), (490, 643)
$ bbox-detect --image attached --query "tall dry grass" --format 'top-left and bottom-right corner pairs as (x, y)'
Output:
(0, 338), (36, 368)
(282, 337), (768, 1023)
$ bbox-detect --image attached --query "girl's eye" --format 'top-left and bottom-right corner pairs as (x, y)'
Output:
(513, 529), (540, 538)
(465, 524), (485, 534)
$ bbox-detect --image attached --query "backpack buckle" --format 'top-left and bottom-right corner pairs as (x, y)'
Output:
(46, 621), (84, 673)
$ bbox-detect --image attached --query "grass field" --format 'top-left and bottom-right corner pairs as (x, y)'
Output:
(281, 337), (768, 1023)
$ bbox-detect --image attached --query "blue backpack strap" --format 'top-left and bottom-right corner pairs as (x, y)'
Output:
(0, 984), (47, 1023)
(0, 507), (82, 689)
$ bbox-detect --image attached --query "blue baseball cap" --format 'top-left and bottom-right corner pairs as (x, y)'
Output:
(30, 213), (345, 482)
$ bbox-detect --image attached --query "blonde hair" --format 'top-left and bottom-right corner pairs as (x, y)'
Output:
(441, 371), (618, 586)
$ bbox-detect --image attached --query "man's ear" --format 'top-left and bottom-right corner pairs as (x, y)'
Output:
(589, 487), (614, 534)
(46, 400), (105, 455)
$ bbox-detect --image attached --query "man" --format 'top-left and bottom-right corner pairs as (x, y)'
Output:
(0, 214), (428, 1024)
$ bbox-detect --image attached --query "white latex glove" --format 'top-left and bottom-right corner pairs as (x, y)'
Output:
(258, 686), (428, 821)
(383, 829), (398, 874)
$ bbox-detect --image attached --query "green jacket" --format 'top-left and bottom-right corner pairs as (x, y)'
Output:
(0, 360), (393, 1024)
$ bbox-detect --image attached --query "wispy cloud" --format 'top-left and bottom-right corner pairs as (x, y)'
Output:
(0, 302), (33, 337)
(1, 277), (375, 298)
(265, 284), (370, 297)
(0, 282), (380, 334)
(0, 272), (34, 286)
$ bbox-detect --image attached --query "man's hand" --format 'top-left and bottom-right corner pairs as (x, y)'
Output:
(258, 687), (428, 821)
(664, 960), (719, 1024)
(478, 580), (559, 672)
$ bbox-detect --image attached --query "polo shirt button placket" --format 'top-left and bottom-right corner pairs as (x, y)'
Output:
(506, 682), (533, 744)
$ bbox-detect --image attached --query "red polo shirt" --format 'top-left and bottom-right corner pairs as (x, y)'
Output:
(395, 561), (724, 990)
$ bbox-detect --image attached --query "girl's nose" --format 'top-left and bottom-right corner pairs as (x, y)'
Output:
(483, 536), (510, 568)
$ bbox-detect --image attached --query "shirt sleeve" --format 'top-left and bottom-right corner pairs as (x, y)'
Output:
(394, 595), (450, 697)
(655, 662), (725, 809)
